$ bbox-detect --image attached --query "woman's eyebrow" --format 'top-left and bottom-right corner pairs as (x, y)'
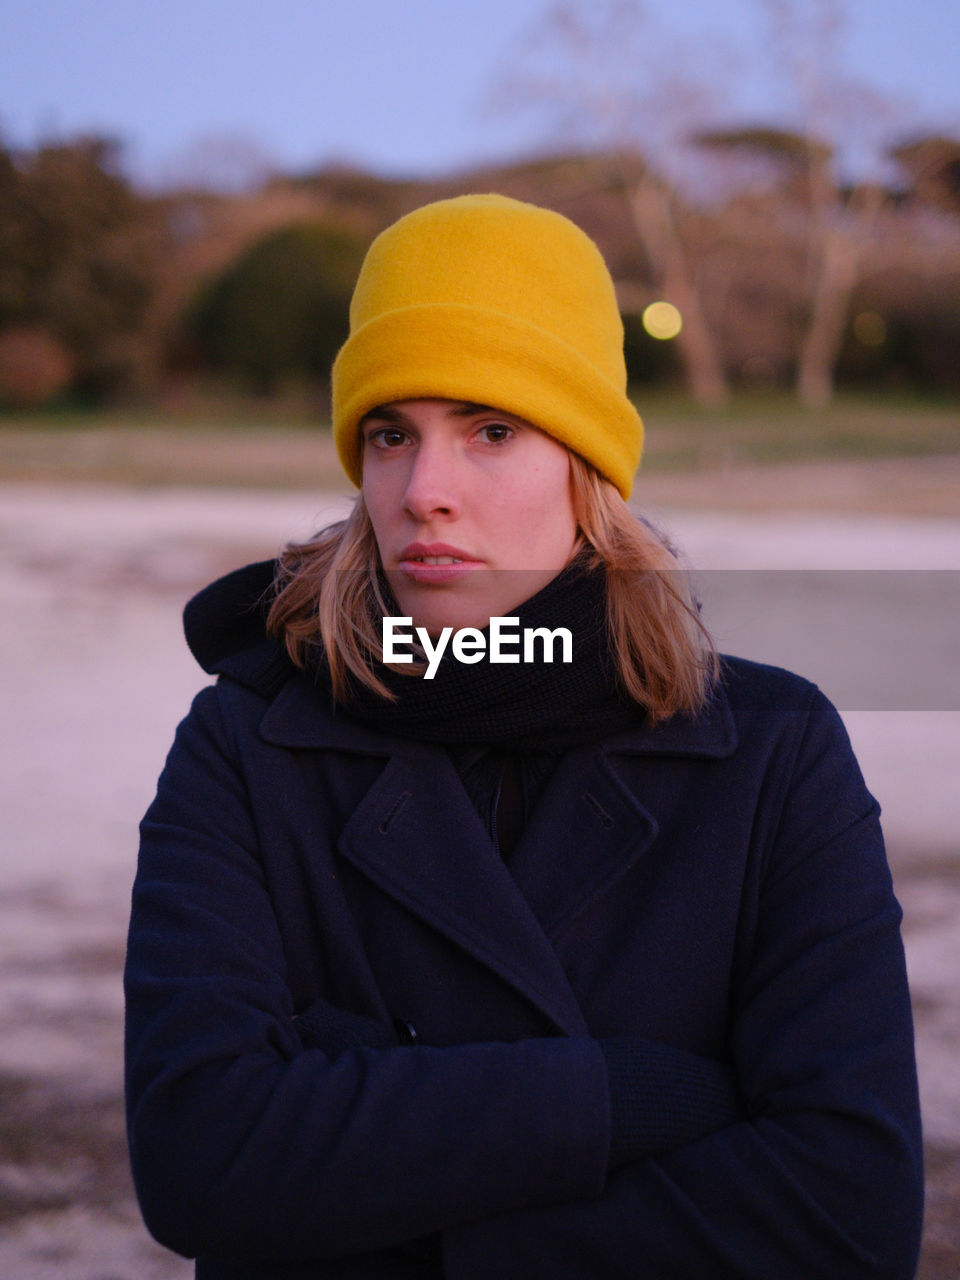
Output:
(450, 402), (500, 417)
(360, 402), (508, 426)
(360, 406), (406, 426)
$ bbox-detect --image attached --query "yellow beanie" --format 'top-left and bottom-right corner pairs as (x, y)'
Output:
(331, 194), (643, 499)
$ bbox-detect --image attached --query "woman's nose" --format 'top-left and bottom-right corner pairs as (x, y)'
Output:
(402, 442), (461, 522)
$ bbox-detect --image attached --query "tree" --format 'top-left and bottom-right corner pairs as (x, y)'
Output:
(494, 0), (731, 404)
(695, 122), (887, 406)
(0, 135), (169, 400)
(188, 221), (369, 396)
(709, 0), (907, 406)
(891, 135), (960, 215)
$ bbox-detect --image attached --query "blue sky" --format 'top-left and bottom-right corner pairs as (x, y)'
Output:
(2, 0), (958, 186)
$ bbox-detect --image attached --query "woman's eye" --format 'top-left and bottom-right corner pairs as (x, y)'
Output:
(368, 427), (409, 448)
(477, 422), (514, 443)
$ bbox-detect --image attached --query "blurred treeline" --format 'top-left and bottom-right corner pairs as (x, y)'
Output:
(1, 131), (958, 413)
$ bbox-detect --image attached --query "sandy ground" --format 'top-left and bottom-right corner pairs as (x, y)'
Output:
(0, 481), (958, 1277)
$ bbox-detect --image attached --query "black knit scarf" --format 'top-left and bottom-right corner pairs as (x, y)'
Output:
(318, 555), (643, 750)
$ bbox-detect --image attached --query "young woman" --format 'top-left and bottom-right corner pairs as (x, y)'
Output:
(125, 195), (923, 1278)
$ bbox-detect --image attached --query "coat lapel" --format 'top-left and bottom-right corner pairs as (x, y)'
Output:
(260, 672), (738, 1035)
(336, 745), (592, 1036)
(508, 747), (660, 943)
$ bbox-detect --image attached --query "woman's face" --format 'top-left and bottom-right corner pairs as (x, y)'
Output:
(361, 398), (578, 633)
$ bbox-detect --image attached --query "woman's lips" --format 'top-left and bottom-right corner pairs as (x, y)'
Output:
(397, 544), (484, 585)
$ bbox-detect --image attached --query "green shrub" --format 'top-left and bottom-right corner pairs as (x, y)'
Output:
(188, 222), (369, 394)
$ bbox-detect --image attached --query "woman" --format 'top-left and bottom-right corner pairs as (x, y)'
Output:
(125, 195), (923, 1278)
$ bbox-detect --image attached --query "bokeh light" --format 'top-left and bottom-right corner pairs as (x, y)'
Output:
(642, 301), (683, 340)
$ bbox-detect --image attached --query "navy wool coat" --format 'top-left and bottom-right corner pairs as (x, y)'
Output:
(124, 572), (923, 1279)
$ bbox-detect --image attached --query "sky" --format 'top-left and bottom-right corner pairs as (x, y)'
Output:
(2, 0), (959, 188)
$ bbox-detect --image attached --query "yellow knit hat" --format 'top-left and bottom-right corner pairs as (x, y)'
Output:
(331, 194), (643, 499)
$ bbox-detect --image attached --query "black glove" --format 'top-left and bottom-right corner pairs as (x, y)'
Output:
(293, 997), (400, 1056)
(600, 1036), (744, 1167)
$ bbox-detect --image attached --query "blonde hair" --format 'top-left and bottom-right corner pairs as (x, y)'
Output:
(567, 458), (718, 718)
(267, 453), (717, 725)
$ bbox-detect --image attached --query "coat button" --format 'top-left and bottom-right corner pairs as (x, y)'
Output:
(394, 1018), (419, 1045)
